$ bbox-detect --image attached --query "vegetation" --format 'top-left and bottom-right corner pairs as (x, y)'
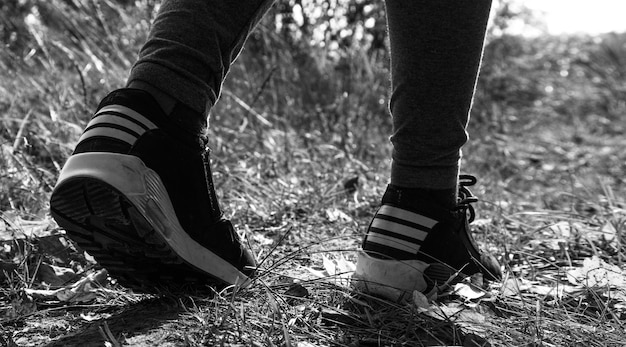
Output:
(1, 0), (625, 345)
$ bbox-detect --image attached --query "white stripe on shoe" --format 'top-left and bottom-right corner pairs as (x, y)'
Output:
(77, 104), (158, 145)
(86, 114), (148, 135)
(364, 205), (439, 256)
(78, 127), (138, 146)
(370, 218), (428, 240)
(97, 105), (158, 129)
(377, 205), (438, 228)
(365, 233), (421, 254)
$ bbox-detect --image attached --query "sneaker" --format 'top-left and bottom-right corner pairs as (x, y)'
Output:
(49, 88), (256, 291)
(353, 175), (501, 302)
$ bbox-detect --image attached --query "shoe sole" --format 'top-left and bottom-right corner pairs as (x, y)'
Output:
(50, 153), (251, 292)
(352, 251), (436, 302)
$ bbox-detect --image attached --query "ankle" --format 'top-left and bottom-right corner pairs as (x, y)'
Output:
(123, 84), (207, 137)
(128, 80), (177, 115)
(384, 184), (458, 210)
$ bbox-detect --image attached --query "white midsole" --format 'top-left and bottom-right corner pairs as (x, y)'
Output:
(55, 152), (251, 287)
(352, 251), (432, 302)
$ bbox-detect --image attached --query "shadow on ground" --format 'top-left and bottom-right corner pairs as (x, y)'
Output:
(44, 297), (183, 347)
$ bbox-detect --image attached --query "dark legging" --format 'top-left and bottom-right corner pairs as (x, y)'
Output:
(127, 0), (492, 190)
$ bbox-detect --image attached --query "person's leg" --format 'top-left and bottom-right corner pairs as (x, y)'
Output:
(354, 0), (500, 301)
(50, 0), (275, 291)
(128, 0), (276, 134)
(388, 0), (492, 203)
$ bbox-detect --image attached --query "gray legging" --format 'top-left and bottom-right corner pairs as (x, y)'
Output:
(127, 0), (492, 190)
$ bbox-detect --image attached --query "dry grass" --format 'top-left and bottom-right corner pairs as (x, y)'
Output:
(2, 1), (626, 346)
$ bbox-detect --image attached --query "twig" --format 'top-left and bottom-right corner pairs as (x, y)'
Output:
(222, 90), (272, 127)
(12, 109), (32, 154)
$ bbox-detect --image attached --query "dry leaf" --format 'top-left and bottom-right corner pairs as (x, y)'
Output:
(325, 208), (352, 223)
(427, 303), (495, 338)
(305, 267), (327, 279)
(0, 215), (57, 241)
(335, 255), (356, 274)
(23, 269), (108, 303)
(56, 283), (97, 303)
(549, 221), (574, 238)
(567, 256), (625, 288)
(527, 284), (577, 299)
(501, 278), (523, 297)
(412, 290), (430, 310)
(318, 254), (355, 287)
(598, 221), (617, 242)
(284, 283), (309, 300)
(322, 255), (336, 277)
(453, 283), (486, 301)
(37, 263), (76, 286)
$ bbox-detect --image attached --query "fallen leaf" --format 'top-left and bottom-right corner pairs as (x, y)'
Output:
(80, 312), (111, 321)
(501, 277), (579, 299)
(598, 221), (617, 242)
(567, 256), (625, 288)
(501, 278), (523, 297)
(23, 269), (108, 303)
(37, 263), (76, 286)
(24, 288), (61, 301)
(322, 255), (336, 277)
(527, 284), (578, 299)
(325, 208), (352, 223)
(454, 283), (487, 301)
(305, 267), (327, 279)
(284, 283), (309, 300)
(335, 255), (356, 274)
(412, 290), (430, 310)
(426, 303), (495, 338)
(56, 284), (97, 303)
(0, 215), (57, 241)
(320, 307), (361, 326)
(319, 254), (354, 286)
(549, 221), (574, 238)
(37, 235), (76, 263)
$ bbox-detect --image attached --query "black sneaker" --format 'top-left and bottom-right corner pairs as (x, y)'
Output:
(353, 175), (501, 301)
(49, 88), (256, 292)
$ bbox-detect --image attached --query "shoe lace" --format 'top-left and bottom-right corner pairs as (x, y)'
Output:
(455, 174), (478, 223)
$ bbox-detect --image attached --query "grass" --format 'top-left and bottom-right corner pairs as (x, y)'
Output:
(1, 0), (626, 346)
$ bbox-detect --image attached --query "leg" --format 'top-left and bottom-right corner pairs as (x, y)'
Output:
(354, 0), (501, 302)
(387, 0), (491, 196)
(50, 0), (275, 291)
(128, 0), (276, 133)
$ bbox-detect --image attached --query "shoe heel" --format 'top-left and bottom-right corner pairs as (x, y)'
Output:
(352, 251), (431, 302)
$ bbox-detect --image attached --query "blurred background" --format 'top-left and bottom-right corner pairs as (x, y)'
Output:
(1, 0), (624, 225)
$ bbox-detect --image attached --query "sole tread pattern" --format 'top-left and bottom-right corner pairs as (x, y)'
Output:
(50, 178), (220, 292)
